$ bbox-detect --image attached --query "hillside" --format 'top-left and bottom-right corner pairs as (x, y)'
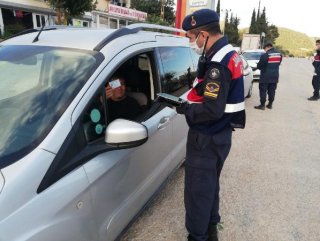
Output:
(275, 28), (315, 57)
(240, 27), (317, 57)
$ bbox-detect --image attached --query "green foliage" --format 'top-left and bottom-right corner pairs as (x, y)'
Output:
(2, 23), (25, 39)
(266, 24), (279, 43)
(216, 0), (220, 17)
(249, 9), (257, 34)
(275, 28), (315, 57)
(131, 0), (175, 26)
(224, 11), (240, 45)
(48, 0), (96, 18)
(256, 7), (268, 36)
(249, 6), (278, 44)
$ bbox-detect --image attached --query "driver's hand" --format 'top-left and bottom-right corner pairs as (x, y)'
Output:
(105, 85), (113, 99)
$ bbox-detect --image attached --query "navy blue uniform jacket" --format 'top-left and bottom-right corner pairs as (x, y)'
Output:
(257, 48), (282, 83)
(313, 50), (320, 76)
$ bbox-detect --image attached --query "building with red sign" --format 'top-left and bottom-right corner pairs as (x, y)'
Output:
(0, 0), (55, 37)
(90, 0), (147, 29)
(0, 0), (148, 38)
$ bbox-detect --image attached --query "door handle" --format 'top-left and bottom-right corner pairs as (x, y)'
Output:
(158, 116), (170, 129)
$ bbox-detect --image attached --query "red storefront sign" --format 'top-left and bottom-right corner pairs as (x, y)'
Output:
(108, 4), (147, 21)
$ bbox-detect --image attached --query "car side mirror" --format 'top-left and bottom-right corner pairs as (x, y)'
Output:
(105, 119), (148, 148)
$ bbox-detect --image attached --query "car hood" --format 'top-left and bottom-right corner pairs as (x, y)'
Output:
(0, 170), (4, 194)
(247, 60), (259, 67)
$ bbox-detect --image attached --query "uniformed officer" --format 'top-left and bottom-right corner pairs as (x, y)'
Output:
(177, 9), (246, 241)
(307, 39), (320, 101)
(254, 43), (282, 110)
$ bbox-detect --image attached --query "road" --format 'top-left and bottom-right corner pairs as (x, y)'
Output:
(120, 58), (320, 241)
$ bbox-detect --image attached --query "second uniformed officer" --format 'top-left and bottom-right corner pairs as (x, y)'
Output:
(307, 39), (320, 101)
(177, 9), (246, 241)
(254, 43), (282, 110)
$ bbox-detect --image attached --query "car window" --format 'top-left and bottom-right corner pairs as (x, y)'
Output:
(242, 51), (264, 60)
(189, 48), (201, 71)
(158, 47), (196, 97)
(81, 52), (155, 143)
(0, 45), (103, 168)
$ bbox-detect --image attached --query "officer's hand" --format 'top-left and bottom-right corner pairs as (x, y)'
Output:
(175, 102), (188, 114)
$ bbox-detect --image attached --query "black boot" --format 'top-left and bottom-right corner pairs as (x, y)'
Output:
(254, 104), (265, 110)
(187, 234), (197, 241)
(208, 224), (218, 241)
(307, 96), (319, 101)
(266, 102), (273, 109)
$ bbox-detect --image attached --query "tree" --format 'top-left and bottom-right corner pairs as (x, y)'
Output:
(131, 0), (175, 26)
(224, 12), (240, 45)
(232, 16), (240, 45)
(249, 9), (258, 34)
(266, 24), (279, 44)
(256, 7), (268, 36)
(248, 6), (279, 44)
(216, 0), (221, 17)
(48, 0), (96, 24)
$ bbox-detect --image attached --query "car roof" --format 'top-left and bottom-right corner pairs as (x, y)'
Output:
(1, 26), (187, 51)
(242, 49), (265, 53)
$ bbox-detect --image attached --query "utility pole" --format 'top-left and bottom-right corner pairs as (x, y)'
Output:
(175, 0), (182, 29)
(160, 0), (165, 21)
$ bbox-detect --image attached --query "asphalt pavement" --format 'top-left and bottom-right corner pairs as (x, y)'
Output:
(120, 58), (320, 241)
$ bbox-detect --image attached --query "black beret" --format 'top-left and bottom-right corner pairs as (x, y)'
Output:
(182, 8), (219, 31)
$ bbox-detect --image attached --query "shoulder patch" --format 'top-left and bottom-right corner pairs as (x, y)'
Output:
(228, 52), (243, 79)
(204, 80), (220, 100)
(209, 68), (220, 79)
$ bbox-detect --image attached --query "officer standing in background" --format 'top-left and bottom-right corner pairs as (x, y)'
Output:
(176, 9), (245, 241)
(254, 43), (282, 110)
(307, 39), (320, 101)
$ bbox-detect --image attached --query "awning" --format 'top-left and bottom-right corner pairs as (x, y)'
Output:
(0, 0), (56, 15)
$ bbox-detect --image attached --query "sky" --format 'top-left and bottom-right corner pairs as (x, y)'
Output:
(175, 0), (320, 37)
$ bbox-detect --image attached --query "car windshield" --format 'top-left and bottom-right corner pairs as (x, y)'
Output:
(242, 51), (264, 60)
(0, 45), (102, 167)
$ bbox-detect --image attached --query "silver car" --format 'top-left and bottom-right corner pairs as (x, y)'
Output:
(0, 24), (192, 241)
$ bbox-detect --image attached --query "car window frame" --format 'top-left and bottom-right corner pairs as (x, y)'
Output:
(38, 47), (161, 192)
(156, 46), (197, 97)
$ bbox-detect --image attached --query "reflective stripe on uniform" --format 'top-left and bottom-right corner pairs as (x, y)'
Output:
(211, 44), (245, 113)
(211, 44), (235, 62)
(268, 53), (281, 63)
(224, 102), (245, 113)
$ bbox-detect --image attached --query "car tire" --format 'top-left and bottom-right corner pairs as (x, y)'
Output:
(246, 81), (253, 98)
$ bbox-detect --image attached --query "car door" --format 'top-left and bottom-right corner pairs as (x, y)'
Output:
(156, 46), (196, 163)
(74, 46), (175, 241)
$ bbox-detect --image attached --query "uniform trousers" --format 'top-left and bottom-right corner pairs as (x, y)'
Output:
(259, 82), (278, 105)
(185, 128), (231, 241)
(312, 75), (320, 97)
